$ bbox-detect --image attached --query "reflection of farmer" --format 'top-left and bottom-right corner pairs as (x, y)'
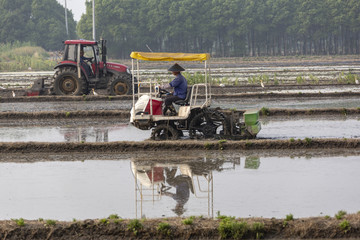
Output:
(161, 168), (193, 216)
(161, 63), (187, 115)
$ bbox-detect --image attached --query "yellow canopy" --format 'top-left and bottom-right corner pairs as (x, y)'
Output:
(130, 52), (210, 61)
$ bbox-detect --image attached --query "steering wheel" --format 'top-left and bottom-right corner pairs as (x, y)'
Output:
(158, 88), (170, 98)
(84, 57), (93, 63)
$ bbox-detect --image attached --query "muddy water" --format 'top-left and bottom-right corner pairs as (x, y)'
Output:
(1, 96), (360, 113)
(212, 96), (360, 110)
(0, 152), (359, 220)
(0, 101), (131, 112)
(258, 116), (360, 139)
(0, 120), (150, 142)
(0, 116), (359, 142)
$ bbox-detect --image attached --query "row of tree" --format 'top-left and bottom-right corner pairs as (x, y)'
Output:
(0, 0), (76, 50)
(77, 0), (360, 58)
(1, 0), (360, 58)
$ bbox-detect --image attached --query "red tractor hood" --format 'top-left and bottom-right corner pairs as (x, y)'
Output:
(106, 62), (128, 73)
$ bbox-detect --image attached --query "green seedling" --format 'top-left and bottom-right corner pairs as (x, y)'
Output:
(100, 218), (109, 224)
(218, 216), (248, 239)
(108, 214), (120, 220)
(260, 107), (270, 116)
(339, 220), (351, 233)
(204, 142), (212, 150)
(304, 138), (312, 145)
(12, 218), (25, 226)
(182, 216), (195, 225)
(252, 222), (264, 239)
(285, 213), (294, 221)
(245, 141), (253, 148)
(127, 219), (143, 236)
(283, 213), (294, 227)
(157, 222), (171, 236)
(45, 219), (56, 226)
(216, 211), (227, 220)
(335, 210), (347, 220)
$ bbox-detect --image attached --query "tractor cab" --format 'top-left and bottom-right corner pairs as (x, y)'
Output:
(51, 39), (134, 96)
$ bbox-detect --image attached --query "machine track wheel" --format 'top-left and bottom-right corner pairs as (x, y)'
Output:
(151, 124), (179, 140)
(107, 74), (132, 95)
(51, 67), (88, 95)
(189, 109), (229, 139)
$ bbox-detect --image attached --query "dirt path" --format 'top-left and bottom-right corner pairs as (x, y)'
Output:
(1, 213), (359, 239)
(0, 138), (359, 153)
(0, 107), (358, 120)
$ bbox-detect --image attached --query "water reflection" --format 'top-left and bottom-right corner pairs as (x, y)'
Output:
(1, 153), (360, 220)
(61, 128), (109, 142)
(131, 156), (260, 218)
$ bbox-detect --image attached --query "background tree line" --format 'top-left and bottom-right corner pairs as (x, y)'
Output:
(0, 0), (359, 58)
(77, 0), (360, 58)
(0, 0), (77, 50)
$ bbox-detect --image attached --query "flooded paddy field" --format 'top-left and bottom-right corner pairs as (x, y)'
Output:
(0, 115), (359, 142)
(0, 150), (359, 221)
(1, 56), (360, 88)
(1, 58), (360, 238)
(1, 93), (360, 113)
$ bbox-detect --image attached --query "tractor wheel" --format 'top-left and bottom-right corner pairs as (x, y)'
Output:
(52, 67), (88, 95)
(151, 124), (179, 140)
(189, 109), (228, 139)
(107, 74), (132, 95)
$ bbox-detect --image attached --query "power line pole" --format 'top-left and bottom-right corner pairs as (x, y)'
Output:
(92, 0), (96, 41)
(64, 0), (69, 36)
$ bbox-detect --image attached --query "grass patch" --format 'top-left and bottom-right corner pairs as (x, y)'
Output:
(304, 137), (312, 145)
(127, 219), (143, 236)
(335, 210), (347, 220)
(157, 222), (171, 236)
(100, 218), (109, 224)
(283, 213), (294, 227)
(182, 216), (195, 225)
(339, 220), (351, 233)
(218, 139), (227, 150)
(0, 42), (56, 71)
(285, 213), (294, 221)
(12, 218), (25, 227)
(204, 142), (213, 150)
(260, 107), (270, 116)
(252, 222), (265, 239)
(45, 219), (56, 226)
(108, 214), (120, 220)
(218, 216), (248, 239)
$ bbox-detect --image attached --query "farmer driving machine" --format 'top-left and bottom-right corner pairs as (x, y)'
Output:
(129, 52), (261, 140)
(51, 39), (136, 96)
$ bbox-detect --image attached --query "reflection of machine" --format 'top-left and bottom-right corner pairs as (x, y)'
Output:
(59, 124), (127, 142)
(131, 156), (261, 218)
(131, 160), (214, 218)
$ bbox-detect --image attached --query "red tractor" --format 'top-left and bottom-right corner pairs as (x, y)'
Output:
(51, 39), (136, 95)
